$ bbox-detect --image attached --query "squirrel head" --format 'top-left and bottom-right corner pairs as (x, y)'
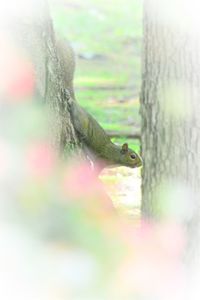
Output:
(120, 143), (142, 168)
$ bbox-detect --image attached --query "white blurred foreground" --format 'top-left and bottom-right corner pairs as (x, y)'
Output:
(0, 99), (194, 300)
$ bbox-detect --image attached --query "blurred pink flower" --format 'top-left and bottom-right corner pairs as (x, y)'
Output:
(0, 34), (35, 101)
(111, 220), (186, 298)
(63, 160), (101, 198)
(62, 160), (114, 211)
(26, 142), (56, 179)
(154, 221), (186, 258)
(6, 58), (35, 100)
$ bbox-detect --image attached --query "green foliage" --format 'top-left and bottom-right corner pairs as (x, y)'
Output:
(52, 0), (142, 52)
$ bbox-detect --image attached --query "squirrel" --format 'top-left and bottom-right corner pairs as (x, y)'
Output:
(57, 38), (142, 169)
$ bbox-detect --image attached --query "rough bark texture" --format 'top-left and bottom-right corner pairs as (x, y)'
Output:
(141, 0), (200, 264)
(5, 0), (79, 153)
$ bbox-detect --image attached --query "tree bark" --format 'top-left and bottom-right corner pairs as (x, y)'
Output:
(4, 0), (79, 153)
(141, 0), (200, 265)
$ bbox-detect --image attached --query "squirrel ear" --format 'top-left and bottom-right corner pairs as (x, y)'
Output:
(121, 143), (128, 153)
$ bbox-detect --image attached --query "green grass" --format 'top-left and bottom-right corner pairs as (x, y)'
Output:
(74, 56), (141, 88)
(76, 89), (140, 131)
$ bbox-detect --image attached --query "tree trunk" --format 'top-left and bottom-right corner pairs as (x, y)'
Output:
(3, 0), (79, 152)
(141, 0), (200, 265)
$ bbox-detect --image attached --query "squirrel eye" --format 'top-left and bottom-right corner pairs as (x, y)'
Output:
(130, 154), (136, 160)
